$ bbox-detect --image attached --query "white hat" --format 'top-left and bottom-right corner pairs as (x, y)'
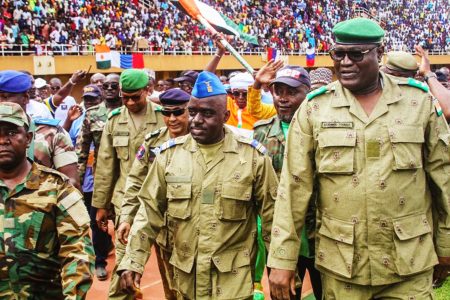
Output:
(35, 78), (47, 89)
(229, 72), (254, 90)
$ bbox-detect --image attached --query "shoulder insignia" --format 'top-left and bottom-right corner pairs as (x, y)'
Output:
(158, 136), (187, 153)
(33, 118), (60, 127)
(144, 128), (162, 141)
(238, 136), (267, 154)
(306, 86), (328, 101)
(432, 97), (443, 117)
(402, 78), (429, 93)
(108, 107), (122, 119)
(253, 117), (275, 128)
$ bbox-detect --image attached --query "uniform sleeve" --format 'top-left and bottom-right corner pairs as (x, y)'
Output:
(52, 127), (78, 169)
(92, 118), (120, 209)
(424, 103), (450, 257)
(267, 101), (315, 271)
(76, 113), (93, 185)
(56, 183), (94, 299)
(119, 142), (152, 225)
(117, 153), (168, 275)
(247, 86), (277, 120)
(253, 152), (279, 250)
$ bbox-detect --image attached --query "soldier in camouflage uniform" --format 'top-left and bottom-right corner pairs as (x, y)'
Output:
(118, 71), (278, 300)
(252, 65), (321, 299)
(0, 102), (94, 299)
(92, 69), (164, 300)
(0, 71), (80, 190)
(117, 89), (191, 299)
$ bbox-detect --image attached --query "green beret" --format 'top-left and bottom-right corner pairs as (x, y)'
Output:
(333, 18), (385, 44)
(120, 69), (149, 92)
(386, 51), (418, 72)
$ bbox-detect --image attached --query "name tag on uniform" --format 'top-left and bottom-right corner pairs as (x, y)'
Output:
(321, 122), (354, 128)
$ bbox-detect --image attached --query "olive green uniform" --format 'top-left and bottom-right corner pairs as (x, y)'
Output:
(119, 127), (177, 299)
(118, 128), (278, 299)
(92, 101), (164, 300)
(267, 74), (450, 298)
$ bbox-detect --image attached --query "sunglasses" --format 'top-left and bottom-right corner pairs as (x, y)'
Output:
(103, 82), (119, 89)
(180, 82), (193, 89)
(232, 91), (248, 98)
(329, 45), (378, 62)
(161, 108), (186, 117)
(50, 86), (61, 91)
(119, 90), (143, 102)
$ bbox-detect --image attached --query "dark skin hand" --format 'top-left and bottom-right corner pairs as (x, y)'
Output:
(120, 270), (142, 297)
(269, 269), (296, 300)
(96, 208), (109, 232)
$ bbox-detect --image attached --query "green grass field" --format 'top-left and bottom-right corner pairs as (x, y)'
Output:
(435, 278), (450, 300)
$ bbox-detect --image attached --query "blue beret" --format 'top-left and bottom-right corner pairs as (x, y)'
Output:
(0, 70), (32, 93)
(159, 88), (190, 105)
(192, 71), (227, 99)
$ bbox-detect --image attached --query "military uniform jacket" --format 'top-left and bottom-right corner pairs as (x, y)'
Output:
(76, 102), (111, 184)
(267, 73), (450, 286)
(118, 129), (278, 299)
(92, 101), (164, 211)
(254, 116), (316, 255)
(0, 163), (94, 299)
(28, 119), (78, 169)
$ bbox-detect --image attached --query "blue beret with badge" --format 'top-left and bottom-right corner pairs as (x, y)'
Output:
(191, 71), (227, 99)
(0, 70), (32, 93)
(159, 88), (191, 105)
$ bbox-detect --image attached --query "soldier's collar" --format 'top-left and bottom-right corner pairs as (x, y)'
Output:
(24, 161), (41, 190)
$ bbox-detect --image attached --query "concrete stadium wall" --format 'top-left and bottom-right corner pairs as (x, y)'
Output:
(1, 54), (449, 101)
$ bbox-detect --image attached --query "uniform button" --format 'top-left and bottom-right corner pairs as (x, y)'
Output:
(243, 249), (249, 257)
(244, 193), (251, 199)
(419, 236), (425, 243)
(231, 268), (238, 276)
(214, 257), (221, 264)
(382, 256), (390, 266)
(334, 193), (339, 202)
(346, 264), (352, 273)
(344, 283), (352, 290)
(409, 161), (416, 168)
(333, 151), (341, 162)
(339, 234), (345, 242)
(273, 227), (280, 237)
(278, 248), (286, 256)
(233, 172), (241, 180)
(351, 216), (358, 224)
(380, 220), (388, 228)
(379, 180), (386, 190)
(196, 228), (200, 235)
(216, 287), (222, 296)
(352, 175), (359, 187)
(410, 258), (414, 266)
(422, 219), (428, 225)
(292, 175), (301, 183)
(318, 251), (325, 261)
(399, 196), (406, 206)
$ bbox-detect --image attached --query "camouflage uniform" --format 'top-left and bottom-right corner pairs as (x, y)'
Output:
(76, 102), (110, 184)
(0, 163), (94, 299)
(118, 129), (278, 299)
(120, 126), (176, 299)
(92, 101), (164, 300)
(28, 118), (78, 169)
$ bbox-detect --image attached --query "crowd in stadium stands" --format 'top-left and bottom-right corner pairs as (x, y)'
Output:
(0, 0), (449, 55)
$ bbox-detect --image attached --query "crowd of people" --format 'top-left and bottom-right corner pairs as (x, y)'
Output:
(0, 0), (449, 55)
(0, 12), (450, 300)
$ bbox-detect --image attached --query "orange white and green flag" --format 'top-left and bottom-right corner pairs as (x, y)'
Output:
(95, 45), (111, 69)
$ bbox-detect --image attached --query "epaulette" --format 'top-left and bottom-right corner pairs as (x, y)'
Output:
(33, 118), (60, 127)
(253, 116), (275, 129)
(108, 107), (122, 119)
(158, 135), (187, 153)
(399, 78), (429, 93)
(144, 128), (162, 141)
(306, 86), (328, 101)
(238, 136), (267, 155)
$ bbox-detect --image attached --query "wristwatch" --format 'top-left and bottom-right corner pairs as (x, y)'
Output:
(424, 72), (437, 83)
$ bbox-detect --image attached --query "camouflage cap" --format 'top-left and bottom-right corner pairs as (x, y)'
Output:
(0, 102), (29, 127)
(386, 51), (418, 72)
(333, 18), (385, 44)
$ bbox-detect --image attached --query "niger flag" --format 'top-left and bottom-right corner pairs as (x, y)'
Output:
(95, 45), (111, 69)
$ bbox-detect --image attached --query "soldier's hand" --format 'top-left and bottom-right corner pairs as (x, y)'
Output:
(269, 268), (296, 300)
(254, 59), (284, 89)
(433, 256), (450, 288)
(120, 270), (142, 296)
(96, 208), (109, 232)
(117, 222), (131, 245)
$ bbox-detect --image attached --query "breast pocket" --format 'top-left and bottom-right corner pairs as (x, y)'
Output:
(113, 135), (129, 160)
(317, 130), (356, 174)
(167, 183), (192, 220)
(218, 183), (252, 221)
(388, 126), (424, 170)
(6, 212), (46, 251)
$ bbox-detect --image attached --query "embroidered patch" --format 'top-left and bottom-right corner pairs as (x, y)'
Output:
(136, 144), (146, 161)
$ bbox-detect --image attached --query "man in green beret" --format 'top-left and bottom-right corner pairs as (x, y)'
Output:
(92, 69), (165, 300)
(268, 17), (450, 299)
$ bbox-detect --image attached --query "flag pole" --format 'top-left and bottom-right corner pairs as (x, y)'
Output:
(196, 15), (254, 74)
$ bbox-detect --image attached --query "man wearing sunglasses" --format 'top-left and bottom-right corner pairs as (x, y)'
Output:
(268, 18), (450, 300)
(92, 69), (164, 300)
(174, 70), (198, 95)
(117, 88), (190, 299)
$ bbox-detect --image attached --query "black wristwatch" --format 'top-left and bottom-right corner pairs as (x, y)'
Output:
(424, 72), (437, 83)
